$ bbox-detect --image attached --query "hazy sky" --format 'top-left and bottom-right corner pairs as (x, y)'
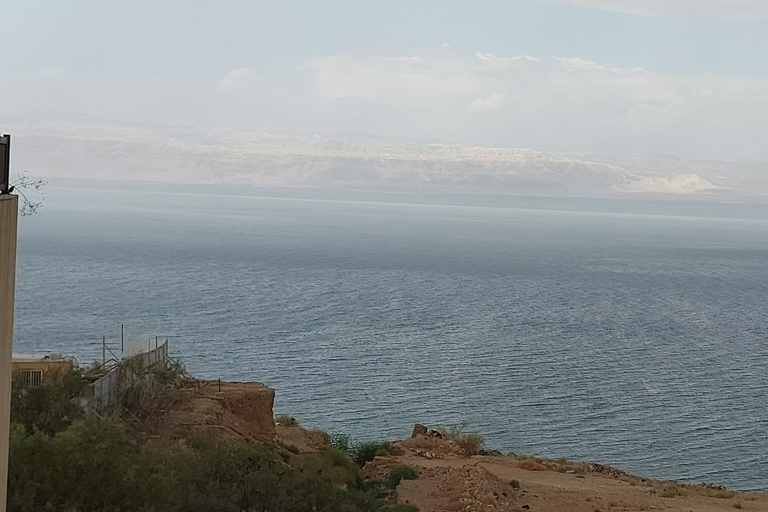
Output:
(2, 0), (768, 160)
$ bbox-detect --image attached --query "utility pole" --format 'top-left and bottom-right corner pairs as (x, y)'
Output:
(102, 336), (106, 366)
(121, 323), (124, 354)
(0, 133), (18, 512)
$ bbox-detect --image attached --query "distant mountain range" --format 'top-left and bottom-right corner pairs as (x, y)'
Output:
(3, 112), (768, 200)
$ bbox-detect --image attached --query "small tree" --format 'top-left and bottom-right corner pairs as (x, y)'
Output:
(10, 172), (47, 217)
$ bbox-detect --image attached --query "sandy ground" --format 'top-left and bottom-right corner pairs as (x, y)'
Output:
(365, 436), (768, 512)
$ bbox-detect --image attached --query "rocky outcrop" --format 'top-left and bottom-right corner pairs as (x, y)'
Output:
(131, 380), (276, 444)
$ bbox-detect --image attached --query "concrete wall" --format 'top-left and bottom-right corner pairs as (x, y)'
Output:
(0, 194), (19, 512)
(12, 360), (74, 384)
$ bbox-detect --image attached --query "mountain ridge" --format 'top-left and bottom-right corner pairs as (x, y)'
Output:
(3, 113), (767, 199)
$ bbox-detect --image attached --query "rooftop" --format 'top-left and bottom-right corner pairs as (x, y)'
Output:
(12, 353), (72, 363)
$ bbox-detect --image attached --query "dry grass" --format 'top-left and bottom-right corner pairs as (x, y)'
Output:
(658, 483), (686, 498)
(446, 425), (485, 456)
(274, 414), (299, 427)
(708, 489), (738, 499)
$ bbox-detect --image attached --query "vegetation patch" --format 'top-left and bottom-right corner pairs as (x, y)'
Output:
(446, 424), (485, 456)
(659, 483), (686, 498)
(8, 417), (404, 512)
(326, 432), (394, 467)
(386, 465), (419, 489)
(10, 369), (87, 436)
(8, 371), (404, 512)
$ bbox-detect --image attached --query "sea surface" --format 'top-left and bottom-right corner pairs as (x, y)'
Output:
(13, 180), (768, 490)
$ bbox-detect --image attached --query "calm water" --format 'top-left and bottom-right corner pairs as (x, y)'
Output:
(13, 182), (768, 490)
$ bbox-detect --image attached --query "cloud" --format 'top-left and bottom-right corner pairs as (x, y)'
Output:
(467, 92), (506, 112)
(216, 68), (284, 97)
(306, 55), (481, 107)
(537, 0), (768, 20)
(3, 52), (768, 160)
(301, 52), (768, 159)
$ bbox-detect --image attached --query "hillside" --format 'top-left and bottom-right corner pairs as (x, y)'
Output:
(4, 113), (768, 198)
(126, 378), (768, 512)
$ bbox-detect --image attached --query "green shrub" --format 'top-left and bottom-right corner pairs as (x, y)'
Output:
(386, 465), (419, 489)
(8, 417), (175, 512)
(10, 369), (88, 436)
(151, 359), (187, 387)
(7, 418), (392, 512)
(299, 448), (360, 488)
(327, 432), (352, 453)
(352, 441), (393, 467)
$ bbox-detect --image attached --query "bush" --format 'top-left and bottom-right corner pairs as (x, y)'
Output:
(299, 448), (360, 488)
(8, 376), (397, 512)
(326, 434), (393, 467)
(352, 441), (393, 467)
(447, 424), (484, 456)
(10, 368), (88, 436)
(327, 432), (352, 453)
(386, 465), (419, 489)
(8, 419), (392, 512)
(8, 417), (175, 512)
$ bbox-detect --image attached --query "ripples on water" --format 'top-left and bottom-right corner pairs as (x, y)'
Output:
(14, 184), (768, 490)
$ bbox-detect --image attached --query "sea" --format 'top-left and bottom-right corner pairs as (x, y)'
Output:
(12, 180), (768, 490)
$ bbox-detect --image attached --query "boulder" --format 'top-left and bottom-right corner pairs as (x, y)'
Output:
(411, 423), (428, 437)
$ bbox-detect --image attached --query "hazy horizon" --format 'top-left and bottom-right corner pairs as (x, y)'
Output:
(3, 0), (768, 162)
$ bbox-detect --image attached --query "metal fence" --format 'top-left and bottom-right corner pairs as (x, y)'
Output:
(83, 341), (169, 414)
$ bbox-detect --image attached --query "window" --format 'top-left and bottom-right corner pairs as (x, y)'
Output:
(20, 370), (43, 387)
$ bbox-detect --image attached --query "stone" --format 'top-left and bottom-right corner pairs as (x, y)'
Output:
(411, 423), (428, 437)
(427, 429), (444, 439)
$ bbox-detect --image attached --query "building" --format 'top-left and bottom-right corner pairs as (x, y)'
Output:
(11, 353), (74, 387)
